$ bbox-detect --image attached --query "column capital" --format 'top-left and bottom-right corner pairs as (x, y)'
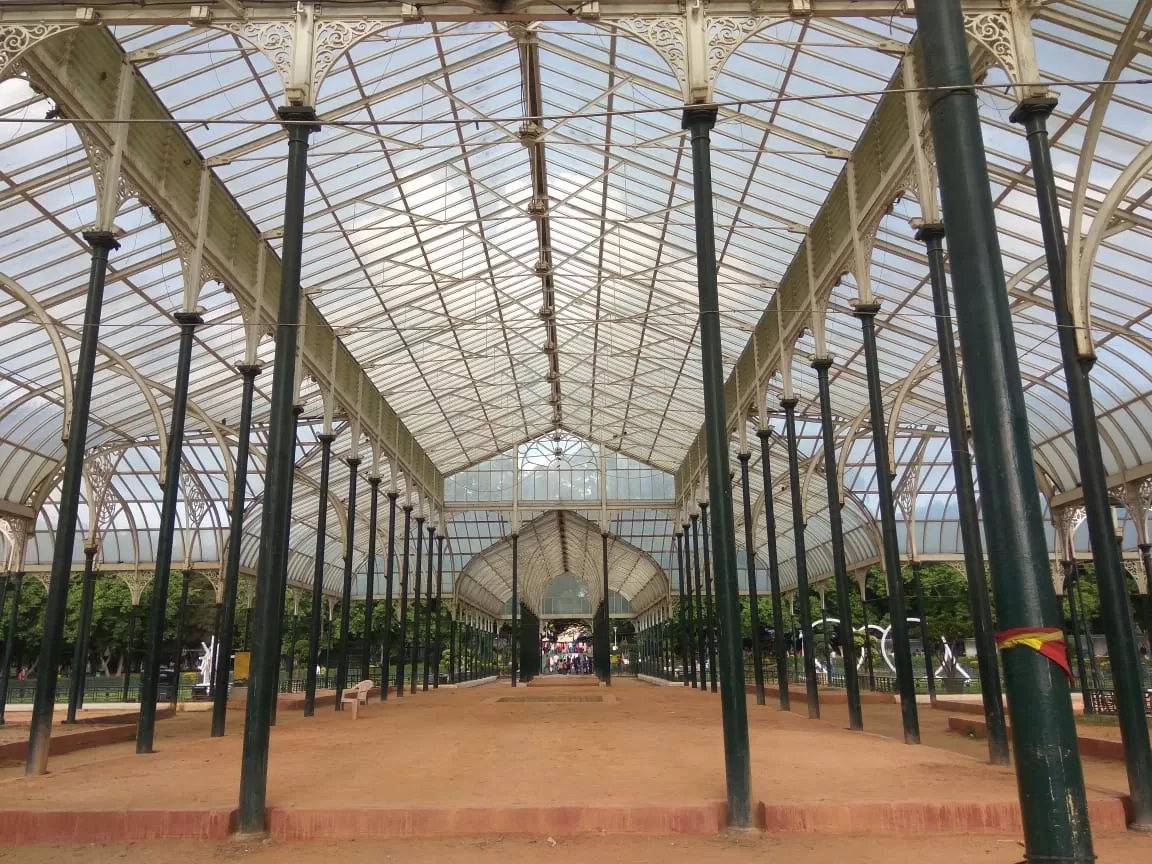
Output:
(913, 222), (945, 242)
(681, 104), (718, 131)
(736, 451), (750, 463)
(276, 104), (320, 132)
(173, 310), (204, 327)
(317, 433), (335, 444)
(689, 513), (699, 523)
(779, 397), (799, 410)
(1009, 95), (1057, 126)
(755, 427), (773, 441)
(402, 504), (413, 513)
(368, 475), (381, 487)
(345, 456), (361, 468)
(235, 362), (263, 378)
(850, 301), (881, 319)
(386, 491), (399, 501)
(810, 355), (833, 372)
(82, 230), (121, 251)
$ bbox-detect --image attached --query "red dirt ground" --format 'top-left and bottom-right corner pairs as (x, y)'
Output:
(0, 679), (1131, 811)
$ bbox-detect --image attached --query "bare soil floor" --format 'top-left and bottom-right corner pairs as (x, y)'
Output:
(0, 679), (1131, 811)
(1, 833), (1148, 864)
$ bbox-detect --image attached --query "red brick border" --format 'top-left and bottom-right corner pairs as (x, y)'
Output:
(0, 795), (1131, 843)
(0, 809), (235, 843)
(749, 685), (892, 705)
(759, 796), (1128, 834)
(0, 724), (138, 763)
(947, 716), (1124, 761)
(268, 804), (728, 838)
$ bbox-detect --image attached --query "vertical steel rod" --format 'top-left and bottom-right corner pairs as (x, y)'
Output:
(1012, 95), (1152, 825)
(395, 506), (412, 697)
(409, 516), (423, 694)
(335, 458), (360, 709)
(854, 304), (919, 742)
(0, 574), (24, 725)
(212, 363), (259, 737)
(915, 3), (1091, 855)
(303, 434), (334, 717)
(812, 358), (862, 729)
(700, 502), (718, 694)
(362, 477), (380, 683)
(236, 107), (317, 835)
(381, 492), (398, 700)
(918, 222), (1008, 763)
(782, 398), (819, 719)
(738, 454), (766, 706)
(66, 545), (99, 723)
(683, 104), (752, 827)
(136, 311), (201, 753)
(25, 233), (117, 772)
(756, 429), (790, 710)
(422, 524), (434, 691)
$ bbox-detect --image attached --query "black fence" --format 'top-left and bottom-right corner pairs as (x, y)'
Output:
(1084, 688), (1152, 716)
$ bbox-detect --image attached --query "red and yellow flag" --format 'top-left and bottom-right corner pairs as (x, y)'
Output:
(995, 627), (1072, 681)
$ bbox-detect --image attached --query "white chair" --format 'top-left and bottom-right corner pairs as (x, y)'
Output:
(341, 679), (374, 719)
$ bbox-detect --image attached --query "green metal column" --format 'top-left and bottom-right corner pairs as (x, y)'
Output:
(170, 571), (192, 707)
(911, 561), (937, 706)
(812, 358), (862, 729)
(700, 502), (718, 694)
(66, 545), (100, 723)
(136, 311), (201, 754)
(782, 398), (819, 719)
(362, 477), (380, 683)
(738, 455), (766, 706)
(683, 523), (698, 687)
(121, 605), (138, 702)
(690, 514), (704, 688)
(448, 615), (457, 684)
(511, 532), (519, 686)
(601, 531), (611, 686)
(409, 515), (424, 695)
(236, 106), (318, 835)
(381, 492), (398, 700)
(270, 405), (303, 725)
(25, 232), (117, 772)
(683, 104), (752, 827)
(915, 2), (1091, 855)
(0, 574), (24, 725)
(303, 434), (334, 717)
(335, 458), (360, 709)
(918, 222), (1008, 763)
(395, 506), (412, 697)
(213, 363), (259, 737)
(1141, 543), (1152, 659)
(324, 603), (334, 685)
(756, 429), (790, 710)
(676, 531), (690, 686)
(422, 524), (435, 691)
(433, 535), (444, 689)
(854, 303), (919, 742)
(284, 596), (299, 695)
(1064, 563), (1091, 709)
(1013, 95), (1152, 826)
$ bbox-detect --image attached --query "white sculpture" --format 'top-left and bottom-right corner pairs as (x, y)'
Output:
(198, 637), (216, 690)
